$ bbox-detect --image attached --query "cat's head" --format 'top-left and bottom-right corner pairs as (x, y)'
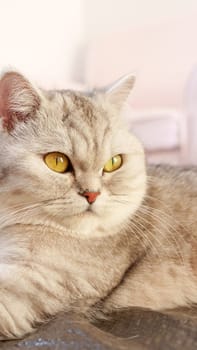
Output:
(0, 71), (146, 237)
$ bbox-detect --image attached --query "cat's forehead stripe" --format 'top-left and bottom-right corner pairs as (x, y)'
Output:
(61, 91), (95, 124)
(61, 90), (111, 138)
(68, 119), (90, 152)
(68, 93), (95, 121)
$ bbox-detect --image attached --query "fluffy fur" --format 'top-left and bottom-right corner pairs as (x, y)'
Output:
(0, 71), (196, 339)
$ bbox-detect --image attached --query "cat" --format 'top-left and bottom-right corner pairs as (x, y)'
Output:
(0, 70), (196, 340)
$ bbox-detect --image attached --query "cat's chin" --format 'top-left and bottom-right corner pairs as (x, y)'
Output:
(62, 205), (96, 218)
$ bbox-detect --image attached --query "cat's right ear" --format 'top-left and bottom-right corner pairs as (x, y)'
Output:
(0, 71), (40, 132)
(104, 73), (135, 110)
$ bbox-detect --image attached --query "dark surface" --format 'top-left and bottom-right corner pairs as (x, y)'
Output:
(2, 307), (197, 350)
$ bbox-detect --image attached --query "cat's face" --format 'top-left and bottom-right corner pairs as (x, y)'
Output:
(0, 72), (146, 237)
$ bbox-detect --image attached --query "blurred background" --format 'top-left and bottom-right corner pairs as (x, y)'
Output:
(0, 0), (197, 164)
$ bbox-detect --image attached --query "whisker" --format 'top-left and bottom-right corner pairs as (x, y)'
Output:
(136, 205), (186, 266)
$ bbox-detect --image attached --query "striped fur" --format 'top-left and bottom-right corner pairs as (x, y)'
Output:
(0, 72), (197, 339)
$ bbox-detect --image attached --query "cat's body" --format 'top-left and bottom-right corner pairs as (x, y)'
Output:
(0, 71), (196, 339)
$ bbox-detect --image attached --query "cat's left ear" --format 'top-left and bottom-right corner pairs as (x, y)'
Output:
(0, 71), (40, 132)
(104, 74), (135, 110)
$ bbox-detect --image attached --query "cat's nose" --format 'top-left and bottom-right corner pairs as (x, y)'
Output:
(80, 191), (100, 204)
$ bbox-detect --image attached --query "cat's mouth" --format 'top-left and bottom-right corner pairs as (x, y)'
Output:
(86, 205), (94, 212)
(80, 204), (98, 216)
(79, 207), (95, 216)
(66, 204), (97, 218)
(72, 210), (96, 220)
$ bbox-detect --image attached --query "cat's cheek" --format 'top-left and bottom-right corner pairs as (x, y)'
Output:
(101, 173), (114, 190)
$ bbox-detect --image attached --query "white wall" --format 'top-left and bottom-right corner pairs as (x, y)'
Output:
(83, 0), (197, 109)
(1, 0), (197, 90)
(0, 0), (84, 88)
(84, 0), (197, 40)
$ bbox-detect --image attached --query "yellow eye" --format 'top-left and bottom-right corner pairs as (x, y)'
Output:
(103, 155), (123, 173)
(44, 152), (70, 173)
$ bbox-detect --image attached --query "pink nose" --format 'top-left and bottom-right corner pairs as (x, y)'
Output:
(81, 191), (100, 204)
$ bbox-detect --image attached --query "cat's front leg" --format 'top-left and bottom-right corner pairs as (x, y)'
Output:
(0, 265), (67, 339)
(0, 287), (40, 339)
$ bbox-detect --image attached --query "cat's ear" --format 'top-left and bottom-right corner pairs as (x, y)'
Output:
(0, 71), (40, 132)
(104, 74), (135, 110)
